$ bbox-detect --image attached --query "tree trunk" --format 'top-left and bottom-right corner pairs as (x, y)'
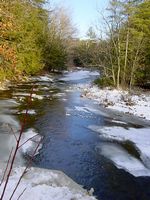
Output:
(117, 31), (121, 89)
(129, 38), (143, 90)
(123, 25), (130, 87)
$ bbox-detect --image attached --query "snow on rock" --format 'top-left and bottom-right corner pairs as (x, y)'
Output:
(18, 110), (36, 115)
(89, 125), (150, 176)
(0, 167), (97, 200)
(31, 93), (44, 100)
(60, 70), (99, 81)
(42, 86), (50, 90)
(84, 86), (150, 120)
(13, 92), (44, 100)
(13, 92), (31, 97)
(30, 75), (53, 82)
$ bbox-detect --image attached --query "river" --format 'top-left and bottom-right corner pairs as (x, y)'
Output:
(0, 70), (150, 200)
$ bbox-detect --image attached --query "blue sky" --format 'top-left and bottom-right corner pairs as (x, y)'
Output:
(50, 0), (110, 38)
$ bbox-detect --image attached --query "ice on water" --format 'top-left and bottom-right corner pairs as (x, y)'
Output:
(60, 70), (99, 81)
(89, 125), (150, 177)
(98, 143), (150, 177)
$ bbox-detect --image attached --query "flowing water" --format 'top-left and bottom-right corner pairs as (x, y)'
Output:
(0, 70), (150, 200)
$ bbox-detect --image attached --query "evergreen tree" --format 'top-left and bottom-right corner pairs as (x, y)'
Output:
(0, 0), (76, 80)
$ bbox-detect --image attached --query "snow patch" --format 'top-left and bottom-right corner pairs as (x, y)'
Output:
(32, 94), (44, 100)
(30, 75), (53, 82)
(62, 98), (67, 101)
(13, 92), (44, 100)
(13, 92), (31, 97)
(42, 86), (50, 90)
(18, 110), (36, 115)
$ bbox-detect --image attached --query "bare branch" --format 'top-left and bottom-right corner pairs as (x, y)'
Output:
(9, 138), (42, 200)
(18, 134), (40, 149)
(7, 124), (18, 142)
(17, 188), (27, 200)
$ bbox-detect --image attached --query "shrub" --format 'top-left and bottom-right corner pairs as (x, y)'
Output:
(94, 77), (114, 88)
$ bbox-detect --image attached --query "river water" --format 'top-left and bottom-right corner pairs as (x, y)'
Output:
(0, 70), (150, 200)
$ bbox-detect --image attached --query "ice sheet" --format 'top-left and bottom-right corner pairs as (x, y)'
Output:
(60, 70), (99, 81)
(89, 125), (150, 176)
(98, 143), (150, 177)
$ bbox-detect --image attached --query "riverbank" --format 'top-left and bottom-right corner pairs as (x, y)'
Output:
(80, 85), (150, 121)
(0, 75), (29, 90)
(0, 71), (60, 90)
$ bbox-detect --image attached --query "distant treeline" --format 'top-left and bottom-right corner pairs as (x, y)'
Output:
(73, 0), (150, 89)
(1, 0), (150, 89)
(0, 0), (75, 81)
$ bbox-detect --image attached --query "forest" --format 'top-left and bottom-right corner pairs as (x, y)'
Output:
(0, 0), (75, 81)
(74, 0), (150, 89)
(0, 0), (150, 90)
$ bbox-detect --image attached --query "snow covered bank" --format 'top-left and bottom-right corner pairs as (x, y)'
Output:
(83, 86), (150, 121)
(89, 125), (150, 177)
(0, 167), (96, 200)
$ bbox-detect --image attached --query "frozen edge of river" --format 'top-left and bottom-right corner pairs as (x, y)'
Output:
(0, 167), (96, 200)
